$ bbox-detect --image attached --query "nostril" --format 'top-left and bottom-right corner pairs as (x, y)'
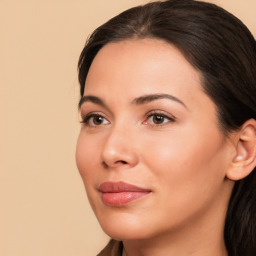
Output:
(102, 160), (128, 169)
(119, 160), (128, 164)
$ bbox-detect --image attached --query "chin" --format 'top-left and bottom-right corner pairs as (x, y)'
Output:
(103, 227), (152, 241)
(96, 211), (155, 241)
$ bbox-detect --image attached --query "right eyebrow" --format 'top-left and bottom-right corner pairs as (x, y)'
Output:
(78, 95), (106, 109)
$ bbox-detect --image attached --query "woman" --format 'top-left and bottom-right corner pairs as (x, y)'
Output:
(76, 0), (256, 255)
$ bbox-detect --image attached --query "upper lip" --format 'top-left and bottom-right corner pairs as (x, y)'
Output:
(99, 181), (151, 193)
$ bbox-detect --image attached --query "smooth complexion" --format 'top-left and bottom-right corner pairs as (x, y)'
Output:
(76, 39), (235, 256)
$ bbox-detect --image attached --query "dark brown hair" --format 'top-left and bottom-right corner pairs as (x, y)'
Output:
(78, 1), (256, 255)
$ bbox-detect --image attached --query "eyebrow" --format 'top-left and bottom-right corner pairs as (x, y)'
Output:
(78, 95), (107, 109)
(79, 93), (187, 109)
(132, 93), (187, 108)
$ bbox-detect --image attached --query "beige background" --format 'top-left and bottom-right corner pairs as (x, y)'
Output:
(1, 1), (255, 255)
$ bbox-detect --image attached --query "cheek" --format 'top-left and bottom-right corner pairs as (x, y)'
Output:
(76, 131), (99, 182)
(141, 126), (228, 196)
(76, 131), (103, 211)
(137, 128), (229, 228)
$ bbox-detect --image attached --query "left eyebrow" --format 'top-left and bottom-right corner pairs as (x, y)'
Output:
(132, 93), (187, 109)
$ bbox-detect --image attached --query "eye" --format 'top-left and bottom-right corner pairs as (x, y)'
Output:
(80, 113), (110, 127)
(144, 111), (175, 126)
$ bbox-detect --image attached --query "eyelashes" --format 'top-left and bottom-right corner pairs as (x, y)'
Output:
(80, 113), (109, 127)
(80, 110), (176, 128)
(144, 110), (176, 126)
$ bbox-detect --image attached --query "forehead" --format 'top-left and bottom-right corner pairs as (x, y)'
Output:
(84, 39), (210, 109)
(86, 38), (200, 86)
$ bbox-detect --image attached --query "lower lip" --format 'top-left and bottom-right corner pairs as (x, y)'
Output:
(101, 191), (150, 206)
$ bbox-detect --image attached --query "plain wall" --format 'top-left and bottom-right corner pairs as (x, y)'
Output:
(1, 1), (255, 255)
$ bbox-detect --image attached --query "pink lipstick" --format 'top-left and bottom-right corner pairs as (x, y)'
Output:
(99, 181), (151, 206)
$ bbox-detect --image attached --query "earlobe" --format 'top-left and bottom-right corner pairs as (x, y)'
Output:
(226, 119), (256, 181)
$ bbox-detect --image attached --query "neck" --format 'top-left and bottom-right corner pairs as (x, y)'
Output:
(122, 224), (228, 256)
(123, 235), (228, 256)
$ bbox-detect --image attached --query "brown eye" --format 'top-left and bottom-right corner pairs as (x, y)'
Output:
(145, 112), (175, 126)
(81, 114), (110, 127)
(92, 115), (105, 125)
(152, 115), (165, 124)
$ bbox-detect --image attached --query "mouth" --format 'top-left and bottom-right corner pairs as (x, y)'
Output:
(98, 181), (151, 207)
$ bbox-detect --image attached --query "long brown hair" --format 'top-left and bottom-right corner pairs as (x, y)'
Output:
(78, 1), (256, 255)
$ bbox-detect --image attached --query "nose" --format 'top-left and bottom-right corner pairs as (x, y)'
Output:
(101, 125), (139, 169)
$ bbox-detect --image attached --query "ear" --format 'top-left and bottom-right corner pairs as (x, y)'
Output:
(226, 119), (256, 181)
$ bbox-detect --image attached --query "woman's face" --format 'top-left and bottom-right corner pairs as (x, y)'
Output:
(76, 39), (234, 241)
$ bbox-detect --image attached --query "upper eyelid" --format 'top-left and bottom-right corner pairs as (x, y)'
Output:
(80, 107), (177, 124)
(80, 103), (113, 119)
(80, 111), (107, 120)
(79, 99), (114, 118)
(145, 110), (177, 120)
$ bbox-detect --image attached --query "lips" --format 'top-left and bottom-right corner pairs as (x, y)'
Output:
(99, 181), (151, 206)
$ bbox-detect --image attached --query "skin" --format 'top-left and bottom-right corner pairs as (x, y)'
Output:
(76, 39), (236, 256)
